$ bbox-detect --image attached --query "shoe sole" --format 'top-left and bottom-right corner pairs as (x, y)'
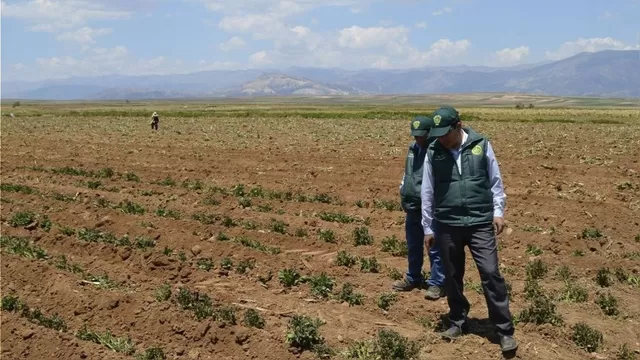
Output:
(501, 344), (518, 352)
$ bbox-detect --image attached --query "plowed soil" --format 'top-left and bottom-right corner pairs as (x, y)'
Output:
(2, 103), (639, 360)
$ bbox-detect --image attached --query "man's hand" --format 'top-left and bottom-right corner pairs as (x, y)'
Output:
(424, 234), (435, 249)
(493, 217), (505, 235)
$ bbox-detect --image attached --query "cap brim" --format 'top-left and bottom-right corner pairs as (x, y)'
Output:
(411, 129), (428, 136)
(428, 126), (452, 138)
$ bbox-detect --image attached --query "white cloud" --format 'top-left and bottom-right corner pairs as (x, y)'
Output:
(415, 21), (427, 29)
(492, 45), (530, 65)
(250, 51), (274, 66)
(337, 26), (409, 49)
(218, 13), (286, 37)
(545, 37), (638, 60)
(432, 7), (452, 16)
(219, 36), (246, 51)
(55, 27), (112, 44)
(1, 0), (130, 32)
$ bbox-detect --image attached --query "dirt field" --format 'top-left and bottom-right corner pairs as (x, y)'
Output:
(1, 101), (639, 360)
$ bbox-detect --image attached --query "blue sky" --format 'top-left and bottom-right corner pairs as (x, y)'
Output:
(1, 0), (639, 81)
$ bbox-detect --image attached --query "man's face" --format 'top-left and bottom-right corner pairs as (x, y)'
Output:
(437, 123), (462, 149)
(414, 135), (427, 148)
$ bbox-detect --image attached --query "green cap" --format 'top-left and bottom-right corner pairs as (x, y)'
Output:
(427, 106), (461, 137)
(410, 115), (434, 136)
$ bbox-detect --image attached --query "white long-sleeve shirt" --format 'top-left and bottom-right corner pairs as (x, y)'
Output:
(420, 130), (506, 235)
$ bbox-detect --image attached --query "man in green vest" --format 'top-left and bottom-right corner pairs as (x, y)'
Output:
(394, 115), (445, 300)
(421, 106), (517, 353)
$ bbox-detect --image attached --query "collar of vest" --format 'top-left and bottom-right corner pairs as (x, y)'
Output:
(431, 126), (483, 152)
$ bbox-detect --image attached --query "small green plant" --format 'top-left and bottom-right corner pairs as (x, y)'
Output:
(559, 282), (588, 303)
(87, 180), (102, 189)
(616, 344), (637, 360)
(318, 211), (356, 224)
(373, 199), (402, 211)
(571, 322), (603, 353)
(59, 226), (76, 236)
(1, 183), (35, 194)
(337, 283), (364, 306)
(355, 200), (370, 208)
(220, 257), (234, 270)
(295, 228), (307, 238)
(124, 172), (140, 182)
(243, 309), (265, 329)
(38, 215), (52, 232)
(76, 325), (135, 355)
(174, 287), (213, 320)
(256, 203), (272, 212)
(572, 249), (585, 256)
(236, 236), (281, 254)
(197, 258), (215, 271)
(360, 257), (381, 273)
(556, 265), (572, 281)
(525, 259), (548, 280)
(380, 235), (408, 257)
(318, 229), (337, 243)
(335, 250), (358, 268)
(518, 295), (563, 326)
(216, 232), (230, 241)
(580, 228), (603, 239)
(285, 315), (325, 353)
(155, 284), (172, 302)
(353, 226), (374, 246)
(213, 305), (237, 325)
(309, 273), (335, 299)
(192, 212), (218, 225)
(377, 292), (398, 311)
(2, 294), (67, 332)
(238, 197), (252, 208)
(236, 259), (255, 274)
(270, 219), (288, 234)
(135, 346), (166, 360)
(615, 268), (629, 283)
(116, 200), (146, 215)
(0, 235), (48, 259)
(10, 211), (36, 227)
(526, 244), (543, 256)
(221, 215), (236, 227)
(155, 207), (181, 219)
(595, 292), (619, 316)
(279, 268), (302, 288)
(635, 234), (640, 243)
(595, 268), (613, 287)
(388, 268), (403, 281)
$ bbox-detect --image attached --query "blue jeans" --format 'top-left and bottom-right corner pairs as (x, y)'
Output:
(405, 210), (445, 287)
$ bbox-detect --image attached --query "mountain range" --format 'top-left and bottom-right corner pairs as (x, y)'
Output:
(2, 50), (639, 100)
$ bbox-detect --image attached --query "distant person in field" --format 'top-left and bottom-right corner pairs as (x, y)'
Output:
(151, 112), (159, 130)
(394, 115), (446, 300)
(421, 106), (517, 353)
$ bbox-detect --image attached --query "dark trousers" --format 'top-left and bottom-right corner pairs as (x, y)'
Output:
(151, 121), (158, 130)
(405, 210), (445, 287)
(435, 221), (514, 336)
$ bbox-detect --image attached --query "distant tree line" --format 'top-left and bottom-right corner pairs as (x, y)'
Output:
(515, 102), (535, 109)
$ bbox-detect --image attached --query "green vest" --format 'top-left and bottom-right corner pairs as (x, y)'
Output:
(427, 127), (494, 226)
(400, 139), (434, 212)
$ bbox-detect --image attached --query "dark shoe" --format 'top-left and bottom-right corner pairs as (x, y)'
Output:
(499, 334), (518, 352)
(424, 285), (445, 300)
(439, 325), (467, 340)
(392, 278), (422, 291)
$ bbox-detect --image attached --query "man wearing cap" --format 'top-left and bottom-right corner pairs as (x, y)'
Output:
(151, 112), (159, 130)
(394, 115), (446, 300)
(421, 106), (517, 353)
